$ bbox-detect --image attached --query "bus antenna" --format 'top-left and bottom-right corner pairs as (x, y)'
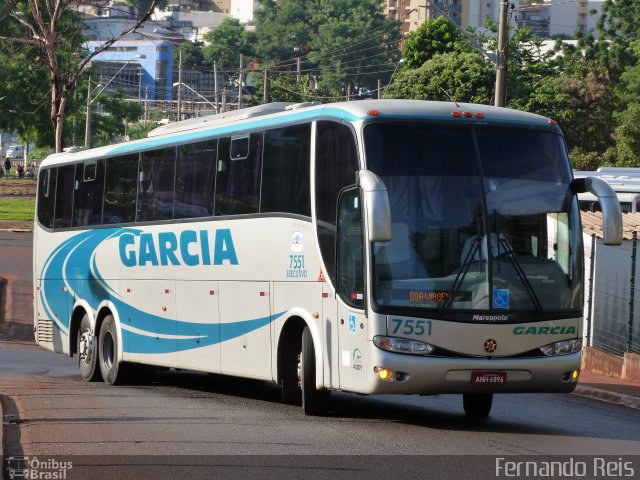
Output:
(440, 88), (460, 108)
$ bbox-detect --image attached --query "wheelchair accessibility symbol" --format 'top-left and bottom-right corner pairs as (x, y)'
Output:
(493, 289), (509, 309)
(348, 314), (357, 334)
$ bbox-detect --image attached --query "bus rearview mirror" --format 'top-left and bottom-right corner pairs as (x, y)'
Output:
(357, 170), (391, 243)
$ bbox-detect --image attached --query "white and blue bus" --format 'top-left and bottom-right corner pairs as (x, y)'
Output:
(33, 100), (622, 417)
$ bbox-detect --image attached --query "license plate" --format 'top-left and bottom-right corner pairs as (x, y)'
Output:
(471, 371), (507, 384)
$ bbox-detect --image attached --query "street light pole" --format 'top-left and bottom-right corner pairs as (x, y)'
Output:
(84, 74), (93, 148)
(177, 49), (183, 121)
(84, 54), (146, 148)
(494, 0), (509, 107)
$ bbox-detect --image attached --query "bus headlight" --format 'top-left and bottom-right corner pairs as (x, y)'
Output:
(373, 336), (435, 355)
(540, 339), (582, 356)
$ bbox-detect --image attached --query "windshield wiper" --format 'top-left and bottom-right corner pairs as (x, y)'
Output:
(497, 237), (544, 314)
(439, 236), (482, 313)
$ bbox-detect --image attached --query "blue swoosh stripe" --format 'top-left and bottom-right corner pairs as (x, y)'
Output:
(41, 229), (287, 354)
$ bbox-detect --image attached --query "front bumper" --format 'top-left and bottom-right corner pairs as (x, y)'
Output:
(358, 348), (581, 395)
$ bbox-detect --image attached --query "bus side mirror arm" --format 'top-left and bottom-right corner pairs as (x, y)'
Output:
(357, 170), (391, 243)
(572, 176), (623, 245)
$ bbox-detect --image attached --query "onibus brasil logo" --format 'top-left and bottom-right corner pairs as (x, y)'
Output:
(5, 456), (72, 479)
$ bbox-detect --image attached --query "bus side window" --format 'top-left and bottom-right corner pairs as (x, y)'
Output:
(337, 188), (365, 309)
(175, 140), (217, 219)
(315, 121), (359, 286)
(73, 160), (104, 227)
(261, 124), (311, 216)
(37, 168), (55, 229)
(137, 148), (177, 222)
(103, 154), (139, 225)
(53, 164), (75, 229)
(215, 133), (263, 215)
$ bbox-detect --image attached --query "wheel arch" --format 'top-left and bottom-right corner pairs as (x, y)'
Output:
(276, 310), (325, 390)
(68, 300), (95, 357)
(95, 300), (124, 364)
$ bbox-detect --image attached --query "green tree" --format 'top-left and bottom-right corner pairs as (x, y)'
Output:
(0, 0), (158, 152)
(384, 51), (494, 104)
(401, 16), (470, 70)
(609, 103), (640, 167)
(203, 17), (255, 69)
(253, 0), (400, 92)
(253, 0), (310, 65)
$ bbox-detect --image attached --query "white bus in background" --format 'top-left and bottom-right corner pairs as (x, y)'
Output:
(574, 170), (640, 213)
(33, 100), (622, 418)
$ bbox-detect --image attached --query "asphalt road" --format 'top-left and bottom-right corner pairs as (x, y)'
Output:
(1, 231), (639, 480)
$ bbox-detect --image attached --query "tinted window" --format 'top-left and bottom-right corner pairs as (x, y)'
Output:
(215, 133), (263, 215)
(230, 135), (250, 159)
(175, 140), (217, 219)
(315, 121), (359, 284)
(37, 168), (55, 228)
(337, 188), (364, 309)
(103, 154), (138, 224)
(261, 125), (311, 216)
(54, 164), (75, 229)
(73, 160), (104, 227)
(137, 148), (176, 222)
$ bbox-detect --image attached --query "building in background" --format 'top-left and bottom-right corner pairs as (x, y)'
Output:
(384, 0), (518, 36)
(230, 0), (255, 23)
(384, 1), (603, 40)
(85, 40), (174, 101)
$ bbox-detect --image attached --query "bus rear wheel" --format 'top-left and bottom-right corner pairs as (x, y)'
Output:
(98, 315), (130, 385)
(78, 314), (101, 382)
(463, 393), (493, 418)
(301, 326), (329, 415)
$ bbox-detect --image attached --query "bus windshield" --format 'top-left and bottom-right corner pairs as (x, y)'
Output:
(365, 122), (583, 317)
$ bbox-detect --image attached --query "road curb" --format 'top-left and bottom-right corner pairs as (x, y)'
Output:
(573, 385), (640, 409)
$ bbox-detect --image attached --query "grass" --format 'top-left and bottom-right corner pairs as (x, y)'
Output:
(0, 197), (36, 221)
(0, 178), (37, 226)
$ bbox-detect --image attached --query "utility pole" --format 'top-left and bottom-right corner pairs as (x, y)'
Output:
(144, 85), (149, 124)
(494, 0), (509, 107)
(213, 60), (218, 113)
(263, 69), (269, 104)
(296, 57), (301, 83)
(84, 75), (93, 148)
(238, 54), (244, 109)
(177, 49), (183, 120)
(377, 79), (382, 99)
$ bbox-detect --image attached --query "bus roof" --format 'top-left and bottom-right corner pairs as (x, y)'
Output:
(41, 100), (559, 168)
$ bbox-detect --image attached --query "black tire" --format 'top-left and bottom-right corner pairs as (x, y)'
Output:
(78, 314), (102, 382)
(98, 314), (130, 385)
(301, 326), (329, 415)
(463, 393), (493, 418)
(281, 340), (302, 405)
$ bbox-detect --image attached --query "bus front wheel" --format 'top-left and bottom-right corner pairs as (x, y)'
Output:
(463, 393), (493, 418)
(98, 315), (130, 385)
(78, 314), (101, 382)
(301, 326), (329, 415)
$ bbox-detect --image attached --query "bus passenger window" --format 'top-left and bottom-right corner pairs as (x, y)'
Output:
(37, 168), (55, 229)
(53, 164), (75, 229)
(261, 125), (311, 216)
(73, 160), (104, 227)
(215, 133), (263, 215)
(175, 140), (217, 219)
(137, 148), (176, 222)
(103, 154), (139, 225)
